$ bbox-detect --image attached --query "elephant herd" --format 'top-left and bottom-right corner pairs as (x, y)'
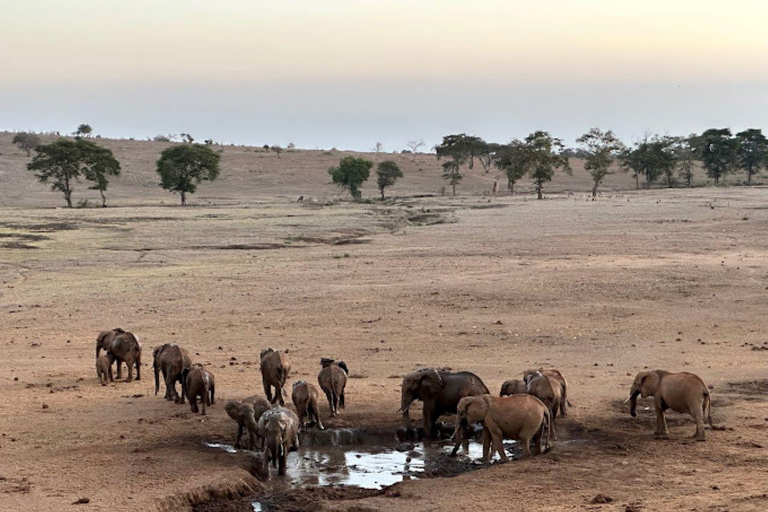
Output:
(94, 328), (717, 477)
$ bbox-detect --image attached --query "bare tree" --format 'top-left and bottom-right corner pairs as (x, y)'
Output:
(372, 142), (383, 153)
(406, 139), (425, 155)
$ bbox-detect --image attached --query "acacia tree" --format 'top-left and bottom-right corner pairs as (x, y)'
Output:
(76, 124), (93, 137)
(477, 141), (501, 173)
(328, 156), (373, 199)
(376, 160), (403, 199)
(576, 128), (625, 198)
(522, 131), (571, 199)
(620, 135), (676, 189)
(80, 139), (121, 207)
(156, 144), (221, 205)
(736, 129), (768, 185)
(405, 139), (425, 155)
(673, 136), (698, 188)
(697, 128), (738, 185)
(494, 140), (527, 193)
(12, 132), (40, 156)
(435, 134), (471, 195)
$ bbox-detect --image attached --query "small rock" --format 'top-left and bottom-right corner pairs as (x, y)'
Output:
(494, 320), (503, 325)
(591, 494), (613, 504)
(119, 435), (125, 439)
(41, 403), (49, 409)
(72, 498), (90, 504)
(711, 485), (720, 491)
(13, 377), (18, 381)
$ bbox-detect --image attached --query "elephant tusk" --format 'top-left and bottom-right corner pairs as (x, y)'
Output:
(623, 397), (632, 405)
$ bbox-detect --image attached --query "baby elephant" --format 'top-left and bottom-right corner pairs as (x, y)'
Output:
(318, 358), (349, 417)
(626, 370), (713, 441)
(96, 355), (113, 386)
(524, 368), (569, 416)
(452, 394), (551, 462)
(225, 395), (272, 449)
(182, 366), (215, 415)
(291, 381), (324, 430)
(499, 379), (527, 396)
(258, 406), (300, 476)
(525, 371), (562, 439)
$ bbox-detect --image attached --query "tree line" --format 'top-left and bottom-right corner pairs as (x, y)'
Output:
(432, 128), (768, 198)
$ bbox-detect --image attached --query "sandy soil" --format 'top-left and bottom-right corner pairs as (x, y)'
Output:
(0, 134), (766, 512)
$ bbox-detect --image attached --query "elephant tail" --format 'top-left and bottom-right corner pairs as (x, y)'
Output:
(543, 408), (553, 452)
(704, 391), (713, 428)
(154, 364), (160, 395)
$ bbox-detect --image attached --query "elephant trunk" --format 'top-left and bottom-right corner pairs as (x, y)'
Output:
(400, 391), (414, 429)
(628, 390), (640, 418)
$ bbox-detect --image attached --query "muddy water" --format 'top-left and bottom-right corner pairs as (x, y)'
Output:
(204, 427), (519, 510)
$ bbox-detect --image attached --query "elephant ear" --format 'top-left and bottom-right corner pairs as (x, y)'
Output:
(419, 369), (443, 396)
(337, 361), (349, 374)
(463, 396), (489, 424)
(639, 371), (661, 398)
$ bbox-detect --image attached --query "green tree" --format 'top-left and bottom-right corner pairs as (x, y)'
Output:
(76, 124), (93, 137)
(435, 134), (471, 195)
(672, 136), (698, 188)
(376, 160), (403, 199)
(12, 132), (41, 157)
(477, 141), (501, 173)
(79, 139), (121, 207)
(576, 128), (625, 198)
(697, 128), (738, 185)
(156, 144), (221, 205)
(494, 140), (527, 193)
(620, 135), (676, 189)
(735, 129), (768, 185)
(328, 156), (373, 199)
(522, 131), (571, 199)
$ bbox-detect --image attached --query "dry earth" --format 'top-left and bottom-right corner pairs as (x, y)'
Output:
(0, 133), (766, 512)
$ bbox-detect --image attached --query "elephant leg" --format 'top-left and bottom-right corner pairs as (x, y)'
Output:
(108, 364), (114, 382)
(190, 395), (198, 413)
(263, 378), (273, 404)
(115, 358), (123, 380)
(165, 374), (176, 401)
(235, 425), (243, 448)
(549, 407), (558, 440)
(486, 421), (508, 462)
(654, 402), (670, 437)
(690, 402), (706, 441)
(481, 428), (492, 462)
(560, 391), (567, 416)
(135, 359), (141, 381)
(339, 391), (345, 409)
(210, 382), (215, 405)
(277, 385), (285, 406)
(324, 390), (334, 417)
(125, 358), (134, 382)
(278, 446), (287, 476)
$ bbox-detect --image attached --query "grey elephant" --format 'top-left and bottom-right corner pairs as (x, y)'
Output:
(96, 354), (113, 386)
(107, 331), (142, 382)
(400, 368), (489, 438)
(182, 366), (215, 415)
(525, 371), (562, 440)
(451, 394), (551, 462)
(257, 406), (299, 476)
(625, 370), (713, 440)
(318, 358), (348, 417)
(225, 395), (272, 449)
(260, 348), (291, 405)
(499, 379), (527, 396)
(291, 381), (324, 430)
(523, 368), (569, 416)
(153, 343), (192, 403)
(95, 328), (125, 359)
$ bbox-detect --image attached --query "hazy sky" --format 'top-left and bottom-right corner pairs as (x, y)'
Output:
(2, 1), (767, 150)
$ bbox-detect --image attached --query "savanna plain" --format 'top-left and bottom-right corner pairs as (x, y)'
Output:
(0, 133), (766, 512)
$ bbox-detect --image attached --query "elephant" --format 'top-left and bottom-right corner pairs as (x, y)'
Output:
(225, 395), (272, 449)
(318, 358), (348, 417)
(95, 328), (125, 359)
(523, 368), (569, 416)
(260, 348), (291, 406)
(525, 371), (562, 439)
(451, 394), (551, 462)
(625, 370), (713, 441)
(182, 366), (215, 415)
(96, 354), (113, 386)
(499, 379), (527, 396)
(153, 343), (192, 403)
(292, 381), (324, 430)
(257, 406), (300, 476)
(400, 368), (489, 439)
(107, 331), (142, 382)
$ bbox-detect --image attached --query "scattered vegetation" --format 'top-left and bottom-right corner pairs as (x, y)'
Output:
(577, 128), (624, 198)
(156, 144), (221, 205)
(12, 132), (40, 157)
(328, 156), (374, 200)
(375, 160), (403, 199)
(75, 124), (93, 137)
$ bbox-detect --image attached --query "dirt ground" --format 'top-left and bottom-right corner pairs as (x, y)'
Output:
(0, 134), (766, 512)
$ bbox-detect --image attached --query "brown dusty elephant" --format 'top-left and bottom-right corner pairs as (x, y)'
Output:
(451, 394), (551, 462)
(107, 331), (142, 382)
(257, 406), (300, 476)
(400, 368), (489, 439)
(625, 370), (713, 441)
(499, 379), (527, 396)
(525, 371), (561, 440)
(523, 368), (569, 416)
(95, 328), (125, 359)
(260, 348), (291, 406)
(225, 395), (272, 449)
(153, 343), (192, 403)
(318, 358), (348, 417)
(96, 355), (113, 386)
(182, 366), (215, 415)
(292, 381), (324, 430)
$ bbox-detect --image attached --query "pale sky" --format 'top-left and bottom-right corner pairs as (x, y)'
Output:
(2, 0), (767, 150)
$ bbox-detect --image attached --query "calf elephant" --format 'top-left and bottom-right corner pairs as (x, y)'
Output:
(153, 343), (192, 403)
(107, 331), (142, 382)
(499, 379), (527, 396)
(452, 394), (551, 462)
(400, 368), (489, 438)
(257, 406), (300, 476)
(318, 358), (348, 417)
(292, 381), (324, 430)
(524, 368), (569, 416)
(260, 348), (291, 405)
(225, 395), (272, 449)
(96, 355), (113, 386)
(182, 366), (215, 415)
(625, 370), (713, 441)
